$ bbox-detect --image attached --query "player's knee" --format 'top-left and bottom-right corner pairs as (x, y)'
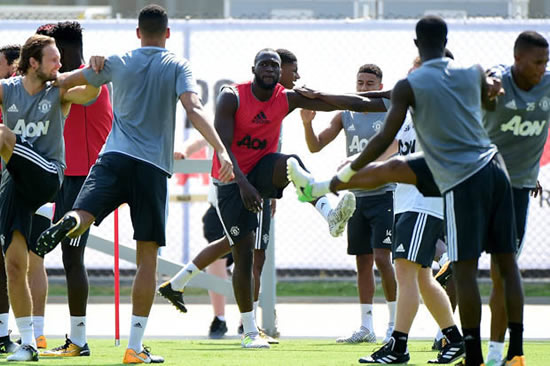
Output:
(373, 250), (392, 269)
(5, 257), (25, 280)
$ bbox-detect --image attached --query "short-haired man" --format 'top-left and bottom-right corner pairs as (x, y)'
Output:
(36, 5), (233, 364)
(160, 48), (388, 349)
(0, 45), (19, 80)
(0, 34), (99, 362)
(300, 63), (398, 344)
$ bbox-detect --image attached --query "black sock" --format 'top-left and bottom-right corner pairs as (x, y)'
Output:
(442, 325), (463, 344)
(462, 327), (483, 365)
(391, 330), (408, 354)
(507, 322), (524, 360)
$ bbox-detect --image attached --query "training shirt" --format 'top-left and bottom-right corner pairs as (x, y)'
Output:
(211, 81), (289, 180)
(64, 65), (112, 176)
(407, 58), (497, 194)
(483, 65), (550, 188)
(394, 113), (443, 219)
(1, 76), (65, 181)
(83, 47), (199, 176)
(341, 98), (394, 197)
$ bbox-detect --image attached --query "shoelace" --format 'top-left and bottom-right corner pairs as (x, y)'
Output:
(142, 345), (152, 356)
(51, 337), (72, 351)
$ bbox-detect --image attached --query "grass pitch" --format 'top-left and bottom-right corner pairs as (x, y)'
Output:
(2, 339), (548, 365)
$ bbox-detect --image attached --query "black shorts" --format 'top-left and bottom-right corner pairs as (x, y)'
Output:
(215, 153), (284, 245)
(0, 136), (60, 253)
(54, 175), (90, 249)
(444, 155), (516, 261)
(346, 192), (393, 255)
(73, 152), (168, 246)
(512, 187), (530, 256)
(406, 153), (441, 197)
(393, 212), (444, 267)
(202, 204), (233, 262)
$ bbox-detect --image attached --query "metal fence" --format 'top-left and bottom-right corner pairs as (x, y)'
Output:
(1, 18), (550, 280)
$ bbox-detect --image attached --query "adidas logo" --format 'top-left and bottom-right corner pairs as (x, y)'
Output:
(348, 124), (355, 131)
(505, 99), (517, 110)
(252, 111), (269, 124)
(395, 244), (405, 253)
(383, 237), (392, 244)
(133, 322), (143, 328)
(7, 104), (18, 112)
(77, 322), (85, 327)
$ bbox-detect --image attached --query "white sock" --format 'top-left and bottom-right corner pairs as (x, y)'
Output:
(487, 341), (505, 362)
(216, 315), (226, 322)
(315, 197), (332, 220)
(0, 313), (9, 337)
(170, 262), (200, 291)
(241, 311), (258, 335)
(253, 301), (259, 321)
(438, 253), (449, 268)
(312, 180), (332, 198)
(387, 301), (397, 325)
(15, 317), (35, 346)
(32, 316), (44, 339)
(360, 304), (374, 331)
(128, 315), (148, 352)
(435, 328), (444, 341)
(70, 316), (87, 347)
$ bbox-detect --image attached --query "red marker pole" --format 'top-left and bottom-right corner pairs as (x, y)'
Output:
(114, 208), (120, 346)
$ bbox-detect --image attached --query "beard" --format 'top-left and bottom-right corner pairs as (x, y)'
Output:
(36, 66), (57, 83)
(254, 73), (279, 90)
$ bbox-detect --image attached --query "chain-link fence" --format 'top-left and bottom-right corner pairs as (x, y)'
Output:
(2, 18), (550, 281)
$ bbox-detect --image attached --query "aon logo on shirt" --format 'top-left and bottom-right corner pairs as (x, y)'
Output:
(349, 135), (368, 154)
(12, 119), (50, 137)
(500, 116), (546, 136)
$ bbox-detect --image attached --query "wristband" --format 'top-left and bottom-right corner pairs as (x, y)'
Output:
(337, 164), (357, 183)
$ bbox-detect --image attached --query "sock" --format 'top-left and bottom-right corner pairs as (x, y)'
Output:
(170, 262), (200, 291)
(32, 316), (44, 339)
(241, 311), (258, 335)
(216, 315), (226, 322)
(435, 328), (444, 341)
(487, 341), (505, 363)
(462, 327), (484, 365)
(128, 315), (148, 352)
(0, 313), (9, 337)
(438, 252), (449, 267)
(253, 301), (259, 321)
(442, 325), (462, 343)
(15, 317), (35, 346)
(360, 304), (374, 331)
(391, 330), (408, 353)
(387, 301), (397, 325)
(70, 316), (87, 347)
(312, 180), (331, 197)
(507, 322), (524, 360)
(315, 197), (332, 220)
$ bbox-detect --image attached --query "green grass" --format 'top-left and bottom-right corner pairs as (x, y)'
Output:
(3, 339), (548, 365)
(46, 280), (550, 298)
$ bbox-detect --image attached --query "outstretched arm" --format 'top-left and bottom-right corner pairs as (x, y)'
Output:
(357, 90), (392, 100)
(287, 89), (387, 113)
(180, 91), (233, 182)
(331, 78), (413, 188)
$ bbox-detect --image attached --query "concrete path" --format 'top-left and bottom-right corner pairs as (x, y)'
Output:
(13, 302), (549, 341)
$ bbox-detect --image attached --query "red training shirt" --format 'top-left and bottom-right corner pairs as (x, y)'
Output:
(212, 81), (288, 180)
